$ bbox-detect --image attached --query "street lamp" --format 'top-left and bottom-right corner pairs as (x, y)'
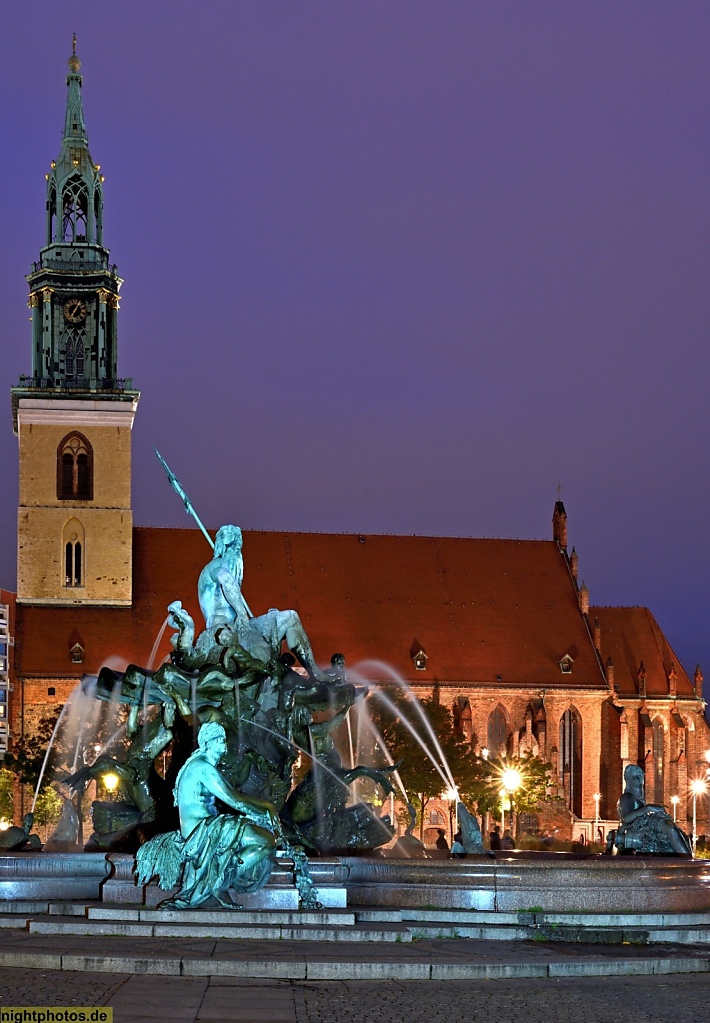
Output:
(103, 772), (120, 795)
(501, 768), (521, 839)
(481, 747), (490, 761)
(444, 786), (459, 843)
(593, 792), (601, 827)
(670, 795), (680, 822)
(690, 779), (707, 852)
(499, 788), (508, 834)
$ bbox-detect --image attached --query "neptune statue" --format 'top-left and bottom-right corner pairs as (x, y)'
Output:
(187, 524), (329, 681)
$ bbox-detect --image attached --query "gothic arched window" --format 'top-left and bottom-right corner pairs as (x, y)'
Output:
(487, 706), (508, 758)
(57, 432), (93, 501)
(559, 707), (583, 817)
(61, 174), (88, 241)
(652, 718), (665, 804)
(61, 326), (85, 380)
(62, 517), (85, 588)
(93, 187), (102, 245)
(47, 184), (57, 244)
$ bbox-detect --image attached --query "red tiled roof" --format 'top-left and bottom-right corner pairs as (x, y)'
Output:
(591, 605), (694, 698)
(16, 527), (608, 688)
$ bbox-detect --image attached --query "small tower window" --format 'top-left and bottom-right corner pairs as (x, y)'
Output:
(65, 537), (82, 587)
(57, 432), (93, 501)
(62, 518), (85, 589)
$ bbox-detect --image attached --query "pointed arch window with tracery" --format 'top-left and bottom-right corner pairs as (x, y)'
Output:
(57, 432), (93, 501)
(487, 706), (508, 758)
(93, 187), (102, 244)
(60, 324), (85, 381)
(559, 707), (583, 817)
(61, 174), (88, 241)
(47, 184), (57, 243)
(652, 718), (665, 804)
(62, 518), (85, 588)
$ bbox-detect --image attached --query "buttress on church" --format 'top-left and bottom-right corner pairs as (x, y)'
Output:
(2, 46), (709, 843)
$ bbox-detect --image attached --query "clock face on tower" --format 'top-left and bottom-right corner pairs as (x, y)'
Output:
(64, 298), (87, 323)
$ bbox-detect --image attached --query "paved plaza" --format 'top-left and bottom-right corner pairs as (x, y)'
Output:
(1, 969), (710, 1023)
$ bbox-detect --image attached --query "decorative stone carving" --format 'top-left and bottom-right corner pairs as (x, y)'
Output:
(518, 707), (539, 758)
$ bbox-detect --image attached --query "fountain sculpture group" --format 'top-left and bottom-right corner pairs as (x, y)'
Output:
(16, 503), (696, 912)
(67, 524), (396, 907)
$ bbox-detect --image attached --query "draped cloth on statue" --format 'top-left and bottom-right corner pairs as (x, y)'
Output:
(617, 805), (691, 856)
(136, 812), (275, 908)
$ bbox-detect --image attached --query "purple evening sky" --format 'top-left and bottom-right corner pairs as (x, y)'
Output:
(1, 3), (709, 674)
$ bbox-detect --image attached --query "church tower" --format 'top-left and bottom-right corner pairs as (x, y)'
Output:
(11, 39), (139, 606)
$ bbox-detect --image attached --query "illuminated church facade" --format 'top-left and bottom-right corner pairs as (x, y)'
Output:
(4, 46), (709, 840)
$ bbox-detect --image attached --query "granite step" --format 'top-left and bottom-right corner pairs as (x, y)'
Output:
(0, 946), (708, 981)
(87, 904), (357, 926)
(28, 915), (413, 943)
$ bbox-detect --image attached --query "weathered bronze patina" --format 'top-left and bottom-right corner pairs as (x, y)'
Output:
(65, 524), (396, 909)
(605, 764), (692, 856)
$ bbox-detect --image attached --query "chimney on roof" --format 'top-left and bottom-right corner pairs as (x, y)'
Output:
(578, 580), (589, 615)
(668, 662), (677, 700)
(593, 617), (601, 653)
(569, 547), (578, 582)
(552, 501), (568, 551)
(695, 664), (703, 700)
(606, 656), (615, 691)
(638, 661), (647, 700)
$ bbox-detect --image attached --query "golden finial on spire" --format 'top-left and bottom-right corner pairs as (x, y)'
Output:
(68, 33), (81, 73)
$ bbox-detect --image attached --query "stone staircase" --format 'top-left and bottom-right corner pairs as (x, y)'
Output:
(2, 901), (710, 945)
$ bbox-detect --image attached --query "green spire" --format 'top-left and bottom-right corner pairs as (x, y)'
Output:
(63, 34), (87, 142)
(45, 35), (103, 248)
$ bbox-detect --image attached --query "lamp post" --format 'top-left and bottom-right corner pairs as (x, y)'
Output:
(670, 795), (680, 822)
(593, 792), (601, 832)
(444, 787), (459, 844)
(691, 780), (707, 852)
(501, 768), (521, 840)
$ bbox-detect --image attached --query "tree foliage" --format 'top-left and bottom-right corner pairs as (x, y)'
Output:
(32, 784), (63, 827)
(0, 769), (13, 821)
(368, 693), (479, 837)
(367, 691), (555, 835)
(2, 709), (61, 790)
(459, 753), (556, 818)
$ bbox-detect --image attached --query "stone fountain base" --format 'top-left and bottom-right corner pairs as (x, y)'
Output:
(342, 855), (710, 913)
(2, 852), (710, 915)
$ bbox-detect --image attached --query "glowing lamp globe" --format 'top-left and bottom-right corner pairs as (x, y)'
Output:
(103, 772), (120, 793)
(501, 768), (521, 793)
